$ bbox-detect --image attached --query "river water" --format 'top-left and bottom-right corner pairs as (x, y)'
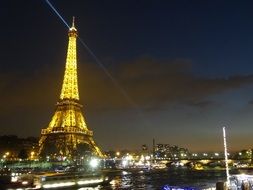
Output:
(77, 169), (229, 190)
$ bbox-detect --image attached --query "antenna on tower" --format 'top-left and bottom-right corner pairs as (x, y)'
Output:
(72, 16), (75, 28)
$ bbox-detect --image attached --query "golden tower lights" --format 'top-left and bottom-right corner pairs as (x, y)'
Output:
(39, 18), (104, 159)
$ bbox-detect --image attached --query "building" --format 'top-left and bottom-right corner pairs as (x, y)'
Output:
(38, 18), (103, 160)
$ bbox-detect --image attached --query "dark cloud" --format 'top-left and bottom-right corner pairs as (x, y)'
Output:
(109, 57), (253, 109)
(187, 100), (216, 108)
(1, 57), (253, 113)
(1, 56), (253, 145)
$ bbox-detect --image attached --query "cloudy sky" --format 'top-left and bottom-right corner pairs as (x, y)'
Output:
(1, 0), (253, 152)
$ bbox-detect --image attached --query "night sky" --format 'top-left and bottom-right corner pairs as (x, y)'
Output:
(1, 0), (253, 152)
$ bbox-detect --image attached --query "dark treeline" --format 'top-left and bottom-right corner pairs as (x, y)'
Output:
(0, 135), (38, 157)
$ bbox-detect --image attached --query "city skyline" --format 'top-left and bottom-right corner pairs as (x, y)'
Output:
(1, 1), (253, 151)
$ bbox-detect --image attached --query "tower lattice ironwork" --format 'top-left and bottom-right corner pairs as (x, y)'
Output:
(39, 18), (104, 158)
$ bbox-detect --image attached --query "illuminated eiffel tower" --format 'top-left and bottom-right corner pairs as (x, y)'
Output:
(39, 18), (104, 159)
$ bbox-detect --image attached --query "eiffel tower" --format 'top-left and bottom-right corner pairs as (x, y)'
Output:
(39, 18), (104, 159)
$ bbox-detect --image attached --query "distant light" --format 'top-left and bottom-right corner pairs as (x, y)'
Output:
(11, 176), (18, 182)
(22, 181), (28, 185)
(77, 178), (103, 185)
(126, 155), (133, 160)
(145, 156), (150, 160)
(90, 158), (99, 168)
(122, 160), (128, 167)
(43, 182), (75, 188)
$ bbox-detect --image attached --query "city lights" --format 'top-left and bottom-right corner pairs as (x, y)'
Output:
(1, 1), (253, 190)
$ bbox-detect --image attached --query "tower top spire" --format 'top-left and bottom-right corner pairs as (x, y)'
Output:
(69, 16), (77, 33)
(72, 16), (75, 28)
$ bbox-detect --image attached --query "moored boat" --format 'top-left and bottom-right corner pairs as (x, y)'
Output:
(16, 171), (111, 189)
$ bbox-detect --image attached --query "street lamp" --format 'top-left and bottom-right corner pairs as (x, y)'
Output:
(90, 158), (99, 168)
(116, 152), (120, 157)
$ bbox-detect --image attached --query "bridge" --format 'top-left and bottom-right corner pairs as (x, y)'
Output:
(153, 157), (252, 168)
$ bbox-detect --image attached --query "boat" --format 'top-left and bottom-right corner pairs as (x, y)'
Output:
(162, 185), (199, 190)
(16, 171), (111, 189)
(228, 174), (253, 189)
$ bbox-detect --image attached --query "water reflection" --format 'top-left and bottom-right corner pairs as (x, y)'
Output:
(71, 169), (249, 190)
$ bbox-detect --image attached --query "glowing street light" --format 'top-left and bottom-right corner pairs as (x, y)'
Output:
(30, 151), (35, 160)
(90, 158), (99, 168)
(116, 152), (120, 156)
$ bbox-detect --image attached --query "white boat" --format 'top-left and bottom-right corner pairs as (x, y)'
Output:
(229, 174), (253, 190)
(17, 171), (111, 189)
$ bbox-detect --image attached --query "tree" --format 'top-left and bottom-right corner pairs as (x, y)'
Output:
(18, 149), (28, 160)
